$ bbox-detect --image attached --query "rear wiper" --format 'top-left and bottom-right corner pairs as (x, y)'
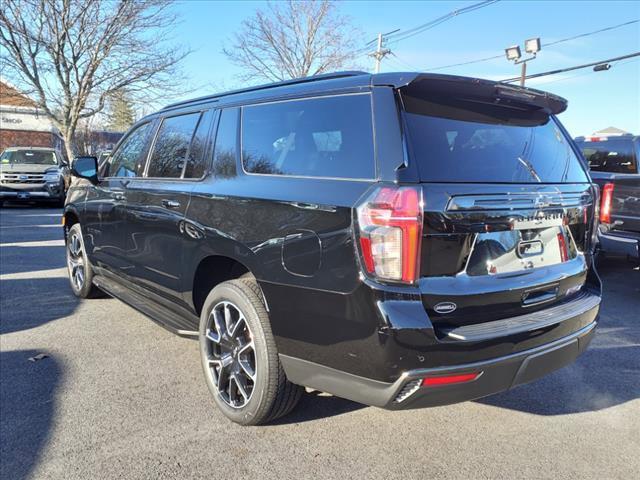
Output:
(517, 156), (542, 182)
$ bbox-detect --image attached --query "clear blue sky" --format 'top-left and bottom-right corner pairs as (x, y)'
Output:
(171, 0), (640, 137)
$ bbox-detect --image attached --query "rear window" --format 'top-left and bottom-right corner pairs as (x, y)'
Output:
(576, 138), (638, 174)
(0, 150), (57, 165)
(241, 94), (375, 179)
(403, 95), (589, 183)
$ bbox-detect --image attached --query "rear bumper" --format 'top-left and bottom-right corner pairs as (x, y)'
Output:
(598, 230), (640, 258)
(281, 320), (596, 409)
(385, 320), (596, 409)
(280, 289), (600, 409)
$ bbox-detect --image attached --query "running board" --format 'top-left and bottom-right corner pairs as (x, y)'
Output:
(92, 275), (199, 338)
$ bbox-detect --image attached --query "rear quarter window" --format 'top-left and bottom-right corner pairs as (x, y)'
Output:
(241, 94), (375, 179)
(403, 95), (589, 183)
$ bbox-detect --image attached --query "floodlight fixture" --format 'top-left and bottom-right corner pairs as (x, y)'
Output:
(505, 45), (521, 62)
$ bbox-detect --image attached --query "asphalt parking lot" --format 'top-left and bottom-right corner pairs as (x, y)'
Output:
(1, 205), (639, 480)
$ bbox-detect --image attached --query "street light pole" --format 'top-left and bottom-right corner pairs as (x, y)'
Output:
(505, 38), (541, 87)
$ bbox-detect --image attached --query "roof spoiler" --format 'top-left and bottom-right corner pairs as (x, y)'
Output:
(374, 73), (568, 115)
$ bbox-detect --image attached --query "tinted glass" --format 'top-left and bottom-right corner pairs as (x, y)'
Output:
(184, 110), (214, 178)
(107, 122), (152, 178)
(212, 108), (239, 178)
(403, 95), (589, 183)
(576, 139), (638, 174)
(0, 150), (57, 165)
(147, 112), (200, 178)
(241, 94), (374, 179)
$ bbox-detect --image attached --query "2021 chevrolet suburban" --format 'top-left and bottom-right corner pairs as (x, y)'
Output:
(64, 72), (602, 425)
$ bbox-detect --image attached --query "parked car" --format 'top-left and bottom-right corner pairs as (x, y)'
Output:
(0, 147), (69, 206)
(64, 72), (602, 425)
(575, 134), (640, 259)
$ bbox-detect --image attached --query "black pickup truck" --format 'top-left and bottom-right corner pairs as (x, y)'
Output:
(575, 134), (640, 259)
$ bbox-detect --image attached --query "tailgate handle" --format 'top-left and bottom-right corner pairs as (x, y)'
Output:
(522, 285), (559, 307)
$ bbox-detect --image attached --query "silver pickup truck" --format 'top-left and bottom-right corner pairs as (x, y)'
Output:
(0, 147), (70, 207)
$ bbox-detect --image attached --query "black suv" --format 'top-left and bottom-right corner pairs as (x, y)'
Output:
(64, 72), (602, 425)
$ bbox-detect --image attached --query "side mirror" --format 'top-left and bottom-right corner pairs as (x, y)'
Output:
(71, 156), (99, 184)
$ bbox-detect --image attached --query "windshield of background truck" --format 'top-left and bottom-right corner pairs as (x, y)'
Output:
(0, 150), (57, 165)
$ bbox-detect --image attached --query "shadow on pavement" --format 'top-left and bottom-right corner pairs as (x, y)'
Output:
(0, 350), (62, 480)
(268, 390), (365, 425)
(478, 256), (640, 415)
(0, 277), (79, 334)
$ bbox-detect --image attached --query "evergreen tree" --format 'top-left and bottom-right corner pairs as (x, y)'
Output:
(106, 90), (136, 132)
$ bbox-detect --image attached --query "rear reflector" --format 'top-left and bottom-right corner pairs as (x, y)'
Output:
(421, 372), (481, 387)
(600, 182), (615, 224)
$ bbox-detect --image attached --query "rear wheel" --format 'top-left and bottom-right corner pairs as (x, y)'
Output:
(199, 278), (303, 425)
(66, 223), (100, 298)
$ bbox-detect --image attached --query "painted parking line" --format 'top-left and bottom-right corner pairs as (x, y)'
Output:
(0, 239), (65, 247)
(0, 267), (68, 280)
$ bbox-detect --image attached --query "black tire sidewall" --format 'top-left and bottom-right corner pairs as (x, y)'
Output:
(198, 280), (275, 425)
(66, 223), (94, 298)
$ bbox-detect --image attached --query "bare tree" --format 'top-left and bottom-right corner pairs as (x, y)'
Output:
(0, 0), (189, 160)
(223, 0), (361, 83)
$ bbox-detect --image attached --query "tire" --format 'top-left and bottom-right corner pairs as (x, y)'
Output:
(66, 223), (100, 298)
(199, 278), (303, 425)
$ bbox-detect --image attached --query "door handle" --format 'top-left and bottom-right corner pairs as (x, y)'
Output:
(114, 193), (125, 202)
(162, 199), (181, 209)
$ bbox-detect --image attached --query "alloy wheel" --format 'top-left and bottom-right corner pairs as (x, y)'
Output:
(67, 231), (85, 291)
(204, 301), (257, 408)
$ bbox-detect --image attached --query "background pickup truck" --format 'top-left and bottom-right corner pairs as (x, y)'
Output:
(575, 134), (640, 260)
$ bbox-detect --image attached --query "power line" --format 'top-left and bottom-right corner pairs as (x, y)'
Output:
(425, 19), (639, 72)
(361, 0), (500, 70)
(534, 57), (638, 86)
(501, 51), (640, 83)
(385, 0), (500, 46)
(389, 52), (418, 70)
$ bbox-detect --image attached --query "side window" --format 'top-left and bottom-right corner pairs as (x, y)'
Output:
(107, 122), (153, 178)
(147, 112), (200, 178)
(184, 110), (214, 179)
(212, 108), (239, 178)
(241, 94), (375, 179)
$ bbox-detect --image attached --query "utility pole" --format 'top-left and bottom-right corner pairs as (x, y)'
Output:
(370, 33), (392, 73)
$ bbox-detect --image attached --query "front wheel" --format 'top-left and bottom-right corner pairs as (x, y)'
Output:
(199, 278), (303, 425)
(66, 223), (100, 298)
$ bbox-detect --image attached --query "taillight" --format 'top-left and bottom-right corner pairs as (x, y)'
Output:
(557, 232), (568, 262)
(600, 182), (614, 224)
(356, 186), (423, 284)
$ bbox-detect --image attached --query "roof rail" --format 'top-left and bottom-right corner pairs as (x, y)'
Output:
(161, 71), (369, 111)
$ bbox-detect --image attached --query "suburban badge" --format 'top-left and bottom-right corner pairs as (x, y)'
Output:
(434, 302), (457, 314)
